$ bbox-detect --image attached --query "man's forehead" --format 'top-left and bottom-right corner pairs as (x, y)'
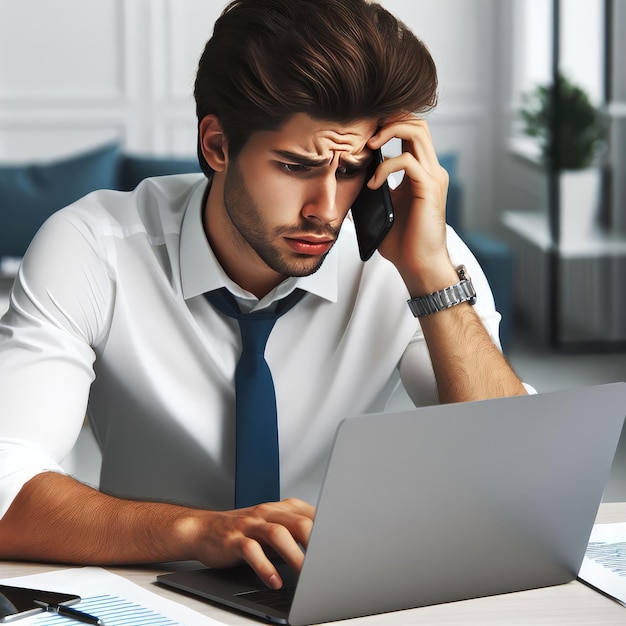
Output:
(275, 113), (377, 155)
(313, 131), (368, 153)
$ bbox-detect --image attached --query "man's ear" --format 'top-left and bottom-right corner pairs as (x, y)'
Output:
(199, 115), (229, 172)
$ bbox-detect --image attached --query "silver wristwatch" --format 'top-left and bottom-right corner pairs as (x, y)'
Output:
(407, 265), (476, 317)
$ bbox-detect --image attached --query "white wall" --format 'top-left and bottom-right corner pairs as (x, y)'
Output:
(384, 0), (500, 231)
(0, 0), (499, 231)
(0, 0), (222, 160)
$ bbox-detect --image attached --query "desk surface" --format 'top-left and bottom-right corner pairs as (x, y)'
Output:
(1, 502), (625, 625)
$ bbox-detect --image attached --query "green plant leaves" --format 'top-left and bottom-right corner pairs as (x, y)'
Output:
(520, 73), (606, 170)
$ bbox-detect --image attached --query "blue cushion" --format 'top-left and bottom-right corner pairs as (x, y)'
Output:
(438, 152), (457, 180)
(463, 232), (515, 352)
(0, 143), (120, 258)
(445, 181), (462, 233)
(438, 153), (461, 232)
(119, 154), (202, 192)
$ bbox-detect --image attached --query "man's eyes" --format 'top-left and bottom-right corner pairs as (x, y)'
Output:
(336, 164), (366, 178)
(277, 162), (365, 178)
(279, 163), (310, 174)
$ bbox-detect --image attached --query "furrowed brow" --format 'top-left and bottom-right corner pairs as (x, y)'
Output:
(342, 153), (373, 168)
(272, 150), (330, 168)
(272, 150), (373, 170)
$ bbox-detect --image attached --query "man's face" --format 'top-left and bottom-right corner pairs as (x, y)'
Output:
(220, 113), (378, 279)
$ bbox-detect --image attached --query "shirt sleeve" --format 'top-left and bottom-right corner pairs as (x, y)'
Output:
(0, 205), (112, 518)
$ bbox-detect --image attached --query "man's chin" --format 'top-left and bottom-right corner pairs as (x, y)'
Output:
(267, 251), (329, 279)
(280, 257), (326, 278)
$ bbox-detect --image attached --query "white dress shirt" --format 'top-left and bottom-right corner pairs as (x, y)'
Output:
(0, 174), (504, 517)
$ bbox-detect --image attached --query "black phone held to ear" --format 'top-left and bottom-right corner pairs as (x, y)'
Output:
(351, 148), (394, 261)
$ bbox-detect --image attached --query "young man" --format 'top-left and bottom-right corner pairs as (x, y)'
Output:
(0, 0), (526, 589)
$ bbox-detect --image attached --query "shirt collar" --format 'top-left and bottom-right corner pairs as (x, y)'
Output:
(179, 182), (339, 306)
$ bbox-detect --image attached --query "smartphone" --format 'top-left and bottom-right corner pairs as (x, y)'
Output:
(351, 148), (394, 261)
(0, 585), (80, 622)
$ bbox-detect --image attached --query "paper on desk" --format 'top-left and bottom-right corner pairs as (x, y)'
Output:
(578, 522), (626, 607)
(0, 566), (222, 625)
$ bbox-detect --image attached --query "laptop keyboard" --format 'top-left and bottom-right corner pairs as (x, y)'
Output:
(235, 585), (296, 611)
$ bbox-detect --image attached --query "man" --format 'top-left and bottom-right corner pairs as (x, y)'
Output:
(0, 0), (526, 590)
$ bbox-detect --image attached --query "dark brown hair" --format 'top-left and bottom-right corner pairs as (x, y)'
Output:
(194, 0), (438, 176)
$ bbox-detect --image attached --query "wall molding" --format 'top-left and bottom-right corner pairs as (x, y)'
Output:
(0, 0), (127, 104)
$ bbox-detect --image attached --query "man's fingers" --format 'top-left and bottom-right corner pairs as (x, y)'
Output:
(238, 536), (284, 589)
(253, 521), (306, 573)
(369, 118), (444, 179)
(245, 499), (314, 562)
(270, 498), (315, 547)
(223, 498), (316, 588)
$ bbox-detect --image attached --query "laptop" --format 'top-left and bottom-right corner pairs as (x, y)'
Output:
(157, 383), (626, 625)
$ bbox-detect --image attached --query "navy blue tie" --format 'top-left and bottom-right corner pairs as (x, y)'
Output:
(205, 288), (305, 508)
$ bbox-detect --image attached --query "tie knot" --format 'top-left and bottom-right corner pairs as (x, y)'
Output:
(205, 287), (307, 321)
(238, 316), (276, 355)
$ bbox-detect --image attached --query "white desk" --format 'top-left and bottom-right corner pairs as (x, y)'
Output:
(1, 503), (625, 625)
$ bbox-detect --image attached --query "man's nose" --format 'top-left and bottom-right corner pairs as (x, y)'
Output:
(301, 174), (340, 225)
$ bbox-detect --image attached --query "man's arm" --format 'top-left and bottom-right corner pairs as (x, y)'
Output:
(0, 472), (313, 590)
(371, 118), (526, 402)
(0, 193), (313, 590)
(417, 301), (526, 402)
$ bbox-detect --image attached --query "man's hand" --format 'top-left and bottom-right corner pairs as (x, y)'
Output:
(0, 472), (315, 590)
(367, 117), (458, 297)
(365, 116), (527, 403)
(183, 498), (315, 589)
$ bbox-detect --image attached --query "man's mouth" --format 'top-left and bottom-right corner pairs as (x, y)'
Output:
(284, 236), (335, 256)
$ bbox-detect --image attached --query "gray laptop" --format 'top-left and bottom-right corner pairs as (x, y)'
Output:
(157, 383), (626, 625)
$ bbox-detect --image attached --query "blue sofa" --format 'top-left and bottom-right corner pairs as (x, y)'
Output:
(0, 143), (514, 350)
(0, 143), (201, 260)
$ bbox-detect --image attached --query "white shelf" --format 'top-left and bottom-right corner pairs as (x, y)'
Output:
(502, 211), (626, 258)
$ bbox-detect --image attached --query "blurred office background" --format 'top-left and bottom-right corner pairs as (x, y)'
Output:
(1, 0), (625, 385)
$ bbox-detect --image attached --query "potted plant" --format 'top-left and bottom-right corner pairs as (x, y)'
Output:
(520, 72), (606, 243)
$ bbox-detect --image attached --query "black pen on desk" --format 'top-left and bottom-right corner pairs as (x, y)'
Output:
(33, 600), (106, 626)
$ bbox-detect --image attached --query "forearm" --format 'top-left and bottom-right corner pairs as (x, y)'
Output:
(419, 301), (527, 403)
(0, 472), (201, 565)
(366, 118), (527, 404)
(0, 471), (314, 590)
(399, 253), (526, 404)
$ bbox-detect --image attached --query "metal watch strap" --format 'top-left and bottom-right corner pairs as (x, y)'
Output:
(407, 265), (477, 317)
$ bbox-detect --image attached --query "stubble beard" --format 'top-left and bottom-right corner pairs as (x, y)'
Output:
(223, 161), (339, 278)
